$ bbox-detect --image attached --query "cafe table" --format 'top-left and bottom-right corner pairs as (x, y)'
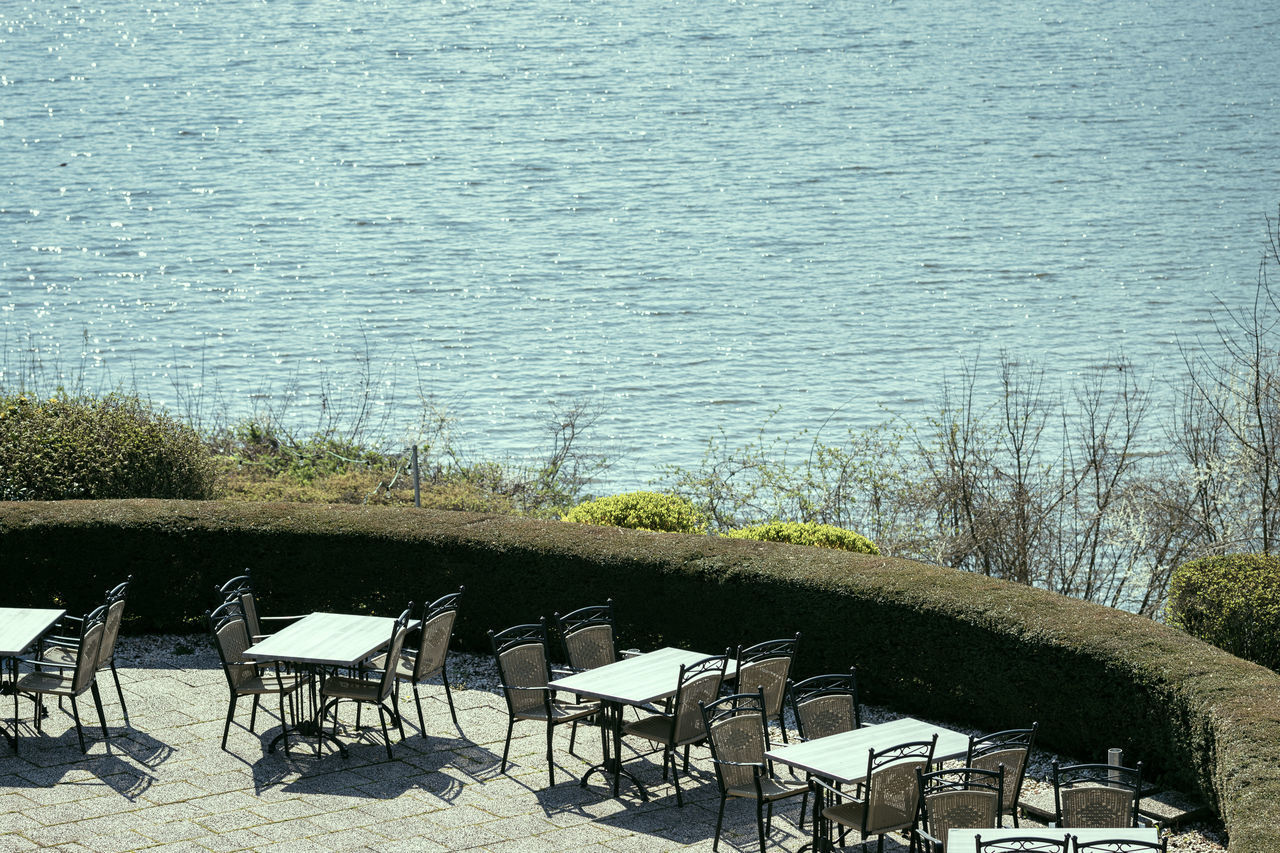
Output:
(1, 607), (66, 749)
(547, 646), (736, 800)
(243, 611), (416, 757)
(949, 826), (1160, 849)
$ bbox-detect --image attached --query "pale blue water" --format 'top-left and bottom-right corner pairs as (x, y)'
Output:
(3, 0), (1278, 489)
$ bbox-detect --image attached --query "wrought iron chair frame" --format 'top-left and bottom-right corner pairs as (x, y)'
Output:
(15, 605), (110, 753)
(974, 835), (1071, 853)
(965, 723), (1038, 827)
(732, 633), (800, 743)
(910, 764), (1005, 853)
(318, 604), (413, 759)
(1051, 760), (1144, 829)
(372, 587), (464, 735)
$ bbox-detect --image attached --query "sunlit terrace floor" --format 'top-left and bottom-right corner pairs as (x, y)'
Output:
(0, 637), (1227, 852)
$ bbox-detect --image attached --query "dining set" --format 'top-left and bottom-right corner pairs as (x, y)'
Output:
(1, 581), (1168, 853)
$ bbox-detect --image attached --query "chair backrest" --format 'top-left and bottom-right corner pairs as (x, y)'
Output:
(97, 575), (131, 669)
(967, 723), (1038, 815)
(914, 765), (1004, 852)
(208, 601), (257, 692)
(215, 572), (261, 638)
(554, 599), (617, 672)
(1072, 839), (1167, 853)
(670, 652), (729, 745)
(735, 633), (799, 718)
(1052, 761), (1144, 829)
(379, 605), (414, 700)
(700, 689), (769, 794)
(861, 736), (937, 836)
(71, 606), (107, 694)
(489, 620), (553, 717)
(789, 668), (860, 740)
(974, 835), (1070, 853)
(413, 587), (463, 679)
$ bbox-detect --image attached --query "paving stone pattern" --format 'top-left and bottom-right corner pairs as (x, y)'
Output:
(0, 638), (1225, 852)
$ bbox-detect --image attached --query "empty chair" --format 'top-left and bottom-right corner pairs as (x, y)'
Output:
(809, 735), (937, 853)
(207, 600), (310, 754)
(489, 619), (601, 787)
(622, 652), (729, 806)
(789, 668), (861, 742)
(733, 633), (800, 743)
(1072, 839), (1167, 853)
(41, 576), (133, 724)
(369, 587), (464, 735)
(15, 606), (109, 753)
(911, 765), (1005, 853)
(1052, 760), (1144, 829)
(974, 836), (1070, 853)
(215, 570), (302, 643)
(700, 689), (808, 853)
(554, 599), (621, 673)
(319, 604), (413, 759)
(966, 723), (1038, 827)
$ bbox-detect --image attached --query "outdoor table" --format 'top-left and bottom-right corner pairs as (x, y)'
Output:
(765, 716), (972, 851)
(548, 646), (735, 800)
(243, 611), (415, 757)
(1, 607), (66, 749)
(949, 826), (1160, 849)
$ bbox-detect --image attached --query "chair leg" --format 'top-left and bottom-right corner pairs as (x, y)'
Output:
(757, 798), (767, 853)
(377, 705), (393, 759)
(276, 690), (291, 756)
(500, 718), (515, 773)
(109, 661), (128, 724)
(441, 668), (462, 733)
(412, 683), (426, 734)
(671, 749), (684, 807)
(69, 695), (86, 753)
(713, 794), (727, 851)
(222, 694), (237, 750)
(249, 694), (260, 734)
(545, 722), (556, 787)
(90, 682), (109, 751)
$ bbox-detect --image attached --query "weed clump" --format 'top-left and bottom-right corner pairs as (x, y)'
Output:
(723, 520), (880, 555)
(563, 491), (708, 534)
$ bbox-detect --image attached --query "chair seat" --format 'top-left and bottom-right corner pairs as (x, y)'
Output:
(824, 797), (913, 835)
(16, 669), (78, 697)
(367, 652), (442, 683)
(322, 674), (386, 702)
(513, 699), (599, 723)
(239, 671), (309, 696)
(728, 776), (808, 802)
(40, 645), (79, 667)
(623, 713), (678, 744)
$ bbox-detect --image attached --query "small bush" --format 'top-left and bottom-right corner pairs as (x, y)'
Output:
(1167, 553), (1280, 671)
(0, 392), (217, 500)
(562, 491), (708, 534)
(723, 520), (881, 555)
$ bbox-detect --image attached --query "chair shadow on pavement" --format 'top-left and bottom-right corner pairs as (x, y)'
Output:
(1, 720), (174, 801)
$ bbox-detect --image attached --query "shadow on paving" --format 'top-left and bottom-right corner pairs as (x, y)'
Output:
(1, 719), (174, 801)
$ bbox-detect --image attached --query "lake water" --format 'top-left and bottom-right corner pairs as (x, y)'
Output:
(3, 0), (1278, 489)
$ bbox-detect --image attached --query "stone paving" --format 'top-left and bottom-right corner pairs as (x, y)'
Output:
(0, 639), (819, 853)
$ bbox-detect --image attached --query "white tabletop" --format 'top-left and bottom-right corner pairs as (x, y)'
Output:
(765, 716), (971, 784)
(242, 612), (409, 668)
(548, 647), (731, 706)
(0, 607), (66, 658)
(948, 827), (1160, 848)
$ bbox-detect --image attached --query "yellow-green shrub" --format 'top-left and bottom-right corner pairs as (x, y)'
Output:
(723, 520), (880, 555)
(1167, 553), (1280, 671)
(562, 491), (707, 534)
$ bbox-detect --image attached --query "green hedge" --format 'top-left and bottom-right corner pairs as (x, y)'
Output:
(724, 520), (880, 555)
(1167, 553), (1280, 672)
(0, 500), (1276, 849)
(562, 491), (708, 534)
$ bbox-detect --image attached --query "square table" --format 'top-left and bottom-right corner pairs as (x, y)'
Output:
(1, 607), (66, 749)
(243, 611), (415, 756)
(948, 827), (1160, 849)
(548, 646), (734, 800)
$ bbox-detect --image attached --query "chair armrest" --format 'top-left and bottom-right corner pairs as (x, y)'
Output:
(913, 827), (943, 853)
(810, 776), (862, 804)
(620, 648), (642, 659)
(17, 658), (76, 670)
(499, 683), (551, 693)
(260, 615), (305, 624)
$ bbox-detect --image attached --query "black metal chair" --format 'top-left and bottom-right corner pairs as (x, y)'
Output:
(699, 689), (808, 852)
(554, 599), (621, 673)
(206, 600), (310, 755)
(966, 724), (1038, 827)
(1051, 760), (1144, 829)
(489, 619), (601, 787)
(15, 605), (110, 753)
(810, 735), (937, 853)
(214, 570), (303, 643)
(910, 765), (1004, 853)
(732, 634), (800, 743)
(974, 836), (1070, 853)
(789, 668), (861, 742)
(1071, 838), (1167, 853)
(622, 652), (729, 806)
(319, 604), (414, 759)
(40, 576), (133, 724)
(369, 587), (464, 735)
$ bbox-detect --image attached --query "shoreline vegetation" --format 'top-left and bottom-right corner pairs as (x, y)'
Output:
(4, 212), (1280, 619)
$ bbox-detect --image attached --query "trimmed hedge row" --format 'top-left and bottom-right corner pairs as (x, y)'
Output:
(1, 500), (1276, 849)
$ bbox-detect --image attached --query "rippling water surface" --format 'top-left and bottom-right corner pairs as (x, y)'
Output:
(3, 0), (1278, 487)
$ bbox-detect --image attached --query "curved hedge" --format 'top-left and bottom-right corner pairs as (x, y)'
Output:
(0, 500), (1275, 849)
